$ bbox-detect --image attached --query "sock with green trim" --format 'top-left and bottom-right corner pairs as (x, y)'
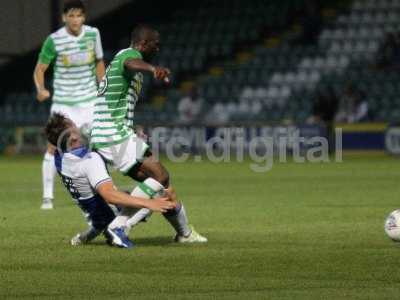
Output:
(108, 178), (164, 230)
(124, 179), (165, 231)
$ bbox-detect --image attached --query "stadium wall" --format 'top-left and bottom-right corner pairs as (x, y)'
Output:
(0, 123), (392, 156)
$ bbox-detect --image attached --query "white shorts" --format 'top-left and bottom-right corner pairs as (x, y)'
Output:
(96, 135), (150, 174)
(51, 104), (94, 128)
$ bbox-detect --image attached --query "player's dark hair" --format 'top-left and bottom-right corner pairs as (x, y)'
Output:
(63, 0), (86, 14)
(131, 24), (156, 45)
(44, 113), (71, 151)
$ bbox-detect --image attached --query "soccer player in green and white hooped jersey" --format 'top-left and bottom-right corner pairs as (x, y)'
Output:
(91, 25), (207, 246)
(33, 0), (105, 210)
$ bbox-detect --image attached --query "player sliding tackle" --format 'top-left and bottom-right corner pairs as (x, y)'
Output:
(44, 113), (174, 247)
(90, 24), (207, 247)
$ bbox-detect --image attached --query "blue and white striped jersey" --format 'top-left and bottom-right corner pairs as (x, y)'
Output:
(54, 147), (111, 201)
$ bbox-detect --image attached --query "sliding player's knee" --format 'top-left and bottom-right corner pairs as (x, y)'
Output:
(91, 216), (113, 232)
(88, 203), (116, 231)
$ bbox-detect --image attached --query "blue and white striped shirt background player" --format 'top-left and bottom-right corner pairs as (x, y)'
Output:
(54, 146), (116, 245)
(53, 144), (174, 248)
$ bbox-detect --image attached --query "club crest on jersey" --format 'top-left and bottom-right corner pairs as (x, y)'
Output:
(86, 40), (95, 50)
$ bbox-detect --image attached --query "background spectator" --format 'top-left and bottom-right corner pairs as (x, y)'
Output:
(308, 87), (339, 125)
(177, 87), (204, 124)
(335, 83), (368, 123)
(376, 32), (400, 70)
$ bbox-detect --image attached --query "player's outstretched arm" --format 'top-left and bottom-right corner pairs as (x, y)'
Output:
(33, 63), (51, 102)
(124, 59), (170, 82)
(95, 59), (106, 83)
(97, 181), (174, 212)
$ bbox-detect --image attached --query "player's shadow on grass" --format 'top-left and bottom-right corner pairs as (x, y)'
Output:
(81, 236), (174, 247)
(132, 236), (174, 246)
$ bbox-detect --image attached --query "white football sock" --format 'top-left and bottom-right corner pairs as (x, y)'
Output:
(108, 178), (164, 230)
(125, 208), (152, 231)
(163, 202), (191, 237)
(42, 152), (56, 200)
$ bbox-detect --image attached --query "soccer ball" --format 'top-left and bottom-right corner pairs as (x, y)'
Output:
(384, 210), (400, 241)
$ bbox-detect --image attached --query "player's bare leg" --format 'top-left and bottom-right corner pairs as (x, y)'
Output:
(41, 144), (56, 210)
(117, 154), (171, 230)
(124, 155), (207, 243)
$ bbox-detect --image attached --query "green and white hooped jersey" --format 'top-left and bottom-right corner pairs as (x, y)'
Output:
(38, 25), (103, 107)
(91, 48), (144, 149)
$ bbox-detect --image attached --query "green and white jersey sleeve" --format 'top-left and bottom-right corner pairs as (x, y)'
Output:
(91, 48), (144, 149)
(38, 37), (57, 64)
(39, 25), (103, 107)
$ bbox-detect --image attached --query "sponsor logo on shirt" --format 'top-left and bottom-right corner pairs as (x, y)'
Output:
(62, 51), (95, 66)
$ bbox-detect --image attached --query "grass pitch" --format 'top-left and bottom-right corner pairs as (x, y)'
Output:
(1, 153), (400, 299)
